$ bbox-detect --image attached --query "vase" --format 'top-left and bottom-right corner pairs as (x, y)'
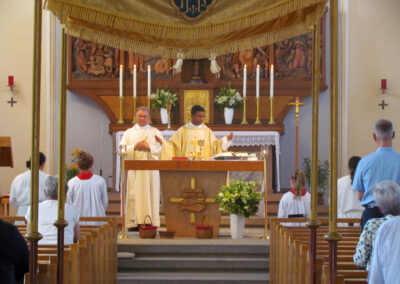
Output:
(230, 214), (245, 239)
(224, 107), (234, 124)
(160, 108), (168, 124)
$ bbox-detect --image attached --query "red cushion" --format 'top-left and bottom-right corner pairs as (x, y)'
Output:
(196, 226), (211, 230)
(140, 225), (157, 230)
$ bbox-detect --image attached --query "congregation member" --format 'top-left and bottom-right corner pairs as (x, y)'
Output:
(119, 106), (163, 230)
(369, 214), (400, 282)
(67, 151), (108, 221)
(0, 219), (29, 283)
(278, 169), (310, 226)
(26, 176), (80, 245)
(337, 156), (364, 221)
(353, 180), (400, 271)
(156, 105), (233, 159)
(352, 119), (400, 229)
(10, 152), (48, 216)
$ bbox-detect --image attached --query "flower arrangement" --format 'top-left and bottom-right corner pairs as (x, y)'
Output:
(214, 83), (243, 109)
(215, 179), (263, 217)
(302, 157), (329, 193)
(149, 86), (178, 110)
(65, 149), (81, 181)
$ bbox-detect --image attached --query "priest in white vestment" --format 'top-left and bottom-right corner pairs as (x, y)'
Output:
(119, 106), (163, 229)
(156, 105), (233, 159)
(10, 152), (49, 217)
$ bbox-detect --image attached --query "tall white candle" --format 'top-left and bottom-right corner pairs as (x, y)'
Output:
(147, 65), (151, 97)
(119, 65), (123, 98)
(243, 64), (247, 98)
(270, 65), (274, 98)
(133, 64), (137, 98)
(256, 65), (260, 98)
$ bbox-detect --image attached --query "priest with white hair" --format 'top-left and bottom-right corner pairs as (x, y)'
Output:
(119, 106), (163, 230)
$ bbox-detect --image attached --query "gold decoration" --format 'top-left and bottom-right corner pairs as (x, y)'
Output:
(183, 90), (210, 123)
(241, 97), (248, 124)
(254, 97), (261, 124)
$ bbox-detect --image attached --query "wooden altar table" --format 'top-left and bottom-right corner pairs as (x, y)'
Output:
(124, 160), (266, 237)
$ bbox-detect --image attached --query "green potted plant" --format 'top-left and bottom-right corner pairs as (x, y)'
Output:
(215, 179), (263, 238)
(302, 157), (329, 204)
(214, 83), (243, 124)
(149, 86), (178, 124)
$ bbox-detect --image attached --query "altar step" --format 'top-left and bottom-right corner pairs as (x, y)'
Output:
(118, 239), (269, 283)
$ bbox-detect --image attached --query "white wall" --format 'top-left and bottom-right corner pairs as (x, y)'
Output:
(0, 2), (52, 197)
(341, 0), (400, 172)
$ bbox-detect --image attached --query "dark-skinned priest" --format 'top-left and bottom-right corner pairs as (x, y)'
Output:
(156, 105), (233, 159)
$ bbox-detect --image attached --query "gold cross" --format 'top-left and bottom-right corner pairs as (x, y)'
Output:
(289, 97), (305, 126)
(170, 177), (215, 223)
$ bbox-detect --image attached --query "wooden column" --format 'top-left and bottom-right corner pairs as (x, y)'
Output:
(325, 1), (342, 283)
(306, 21), (321, 284)
(26, 0), (43, 283)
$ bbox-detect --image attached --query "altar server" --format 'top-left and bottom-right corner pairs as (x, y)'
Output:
(10, 152), (48, 216)
(67, 151), (108, 220)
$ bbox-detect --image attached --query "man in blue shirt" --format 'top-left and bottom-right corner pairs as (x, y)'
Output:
(352, 119), (400, 230)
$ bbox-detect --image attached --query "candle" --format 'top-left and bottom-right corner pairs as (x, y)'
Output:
(256, 65), (260, 98)
(381, 79), (387, 90)
(133, 65), (137, 98)
(147, 65), (151, 97)
(270, 65), (274, 98)
(243, 64), (247, 98)
(119, 65), (123, 98)
(8, 76), (14, 86)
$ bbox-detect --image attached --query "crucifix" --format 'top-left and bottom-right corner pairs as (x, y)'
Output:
(378, 99), (388, 110)
(289, 97), (305, 170)
(7, 97), (17, 107)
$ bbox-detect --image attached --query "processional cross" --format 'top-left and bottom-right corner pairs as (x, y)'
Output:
(289, 97), (305, 170)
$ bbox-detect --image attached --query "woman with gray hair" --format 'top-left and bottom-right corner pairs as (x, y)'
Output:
(25, 176), (80, 244)
(353, 180), (400, 270)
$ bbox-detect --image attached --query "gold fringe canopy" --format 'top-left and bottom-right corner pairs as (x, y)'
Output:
(45, 0), (327, 59)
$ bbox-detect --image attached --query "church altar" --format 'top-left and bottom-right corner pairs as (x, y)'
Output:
(114, 130), (280, 192)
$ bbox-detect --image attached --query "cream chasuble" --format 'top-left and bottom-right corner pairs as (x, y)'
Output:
(119, 124), (163, 227)
(160, 123), (231, 160)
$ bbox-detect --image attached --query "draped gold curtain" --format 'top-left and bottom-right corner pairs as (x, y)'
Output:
(45, 0), (327, 58)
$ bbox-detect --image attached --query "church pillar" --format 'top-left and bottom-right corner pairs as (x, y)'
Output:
(26, 0), (44, 283)
(325, 1), (342, 283)
(306, 20), (322, 284)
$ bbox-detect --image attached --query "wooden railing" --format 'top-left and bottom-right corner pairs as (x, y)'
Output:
(270, 218), (367, 284)
(0, 216), (119, 284)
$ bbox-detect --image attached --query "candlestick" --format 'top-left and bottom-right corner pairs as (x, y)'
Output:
(119, 65), (123, 98)
(270, 65), (274, 98)
(133, 65), (137, 98)
(117, 96), (124, 124)
(268, 97), (275, 125)
(254, 97), (261, 124)
(243, 64), (247, 98)
(147, 65), (151, 97)
(241, 97), (248, 124)
(256, 65), (260, 98)
(147, 97), (152, 124)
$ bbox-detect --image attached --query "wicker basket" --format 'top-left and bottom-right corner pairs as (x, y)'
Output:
(139, 215), (157, 239)
(196, 216), (213, 239)
(159, 230), (175, 239)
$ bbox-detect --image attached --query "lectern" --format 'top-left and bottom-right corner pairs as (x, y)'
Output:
(0, 137), (13, 167)
(124, 160), (265, 237)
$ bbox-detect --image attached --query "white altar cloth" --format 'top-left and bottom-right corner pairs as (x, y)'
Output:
(115, 130), (280, 192)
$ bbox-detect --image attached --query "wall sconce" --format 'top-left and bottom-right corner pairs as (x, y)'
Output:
(380, 79), (387, 95)
(7, 76), (15, 92)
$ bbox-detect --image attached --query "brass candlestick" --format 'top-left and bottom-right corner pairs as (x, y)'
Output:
(166, 102), (172, 129)
(117, 96), (124, 124)
(268, 97), (275, 125)
(132, 97), (137, 124)
(261, 146), (270, 239)
(241, 97), (248, 124)
(147, 97), (152, 124)
(254, 97), (261, 124)
(118, 144), (128, 239)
